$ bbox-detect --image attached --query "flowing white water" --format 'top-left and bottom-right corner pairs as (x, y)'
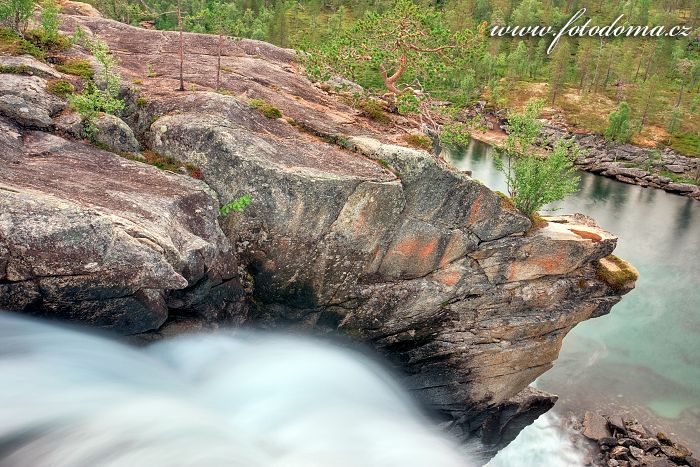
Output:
(486, 413), (587, 467)
(0, 313), (473, 467)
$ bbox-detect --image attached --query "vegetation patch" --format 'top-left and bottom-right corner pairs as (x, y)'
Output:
(439, 122), (472, 148)
(125, 150), (202, 179)
(669, 133), (700, 158)
(404, 133), (432, 150)
(355, 98), (390, 123)
(596, 254), (639, 291)
(56, 58), (94, 79)
(659, 170), (700, 187)
(249, 98), (282, 118)
(0, 64), (29, 74)
(219, 195), (252, 216)
(0, 28), (44, 59)
(46, 78), (75, 97)
(526, 211), (549, 233)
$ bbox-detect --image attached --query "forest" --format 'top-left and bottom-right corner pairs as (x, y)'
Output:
(68, 0), (700, 156)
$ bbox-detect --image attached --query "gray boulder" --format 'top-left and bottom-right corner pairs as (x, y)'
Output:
(0, 125), (243, 334)
(93, 113), (140, 153)
(0, 74), (65, 128)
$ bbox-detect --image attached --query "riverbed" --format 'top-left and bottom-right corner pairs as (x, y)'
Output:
(448, 139), (700, 461)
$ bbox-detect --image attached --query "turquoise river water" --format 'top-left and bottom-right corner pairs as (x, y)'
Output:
(449, 139), (700, 463)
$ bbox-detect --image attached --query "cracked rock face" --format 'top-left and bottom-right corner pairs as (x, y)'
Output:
(0, 9), (637, 454)
(0, 118), (244, 334)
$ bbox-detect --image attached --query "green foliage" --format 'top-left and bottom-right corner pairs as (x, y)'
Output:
(46, 79), (75, 96)
(666, 108), (683, 136)
(355, 98), (389, 123)
(68, 36), (125, 138)
(404, 133), (432, 150)
(249, 98), (282, 118)
(0, 64), (29, 74)
(439, 122), (471, 148)
(301, 0), (484, 102)
(669, 133), (700, 158)
(56, 58), (95, 79)
(0, 28), (44, 58)
(0, 0), (35, 34)
(604, 102), (632, 144)
(219, 195), (252, 216)
(503, 99), (545, 157)
(40, 0), (60, 43)
(496, 100), (580, 215)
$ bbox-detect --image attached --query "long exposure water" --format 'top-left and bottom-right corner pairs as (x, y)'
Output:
(2, 139), (697, 467)
(0, 314), (476, 467)
(450, 139), (700, 462)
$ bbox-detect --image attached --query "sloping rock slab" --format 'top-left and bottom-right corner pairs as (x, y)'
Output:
(0, 120), (243, 333)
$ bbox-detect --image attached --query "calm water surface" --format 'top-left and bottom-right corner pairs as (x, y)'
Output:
(448, 140), (700, 458)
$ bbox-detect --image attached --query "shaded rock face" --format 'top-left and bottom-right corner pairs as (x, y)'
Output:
(0, 117), (244, 334)
(93, 113), (140, 153)
(0, 9), (637, 454)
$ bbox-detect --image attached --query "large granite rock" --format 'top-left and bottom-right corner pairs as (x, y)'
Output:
(0, 74), (66, 128)
(0, 117), (244, 334)
(0, 9), (637, 455)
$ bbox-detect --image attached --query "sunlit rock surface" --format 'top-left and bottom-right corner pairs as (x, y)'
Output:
(0, 8), (637, 453)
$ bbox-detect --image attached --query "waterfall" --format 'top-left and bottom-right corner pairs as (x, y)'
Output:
(0, 313), (473, 467)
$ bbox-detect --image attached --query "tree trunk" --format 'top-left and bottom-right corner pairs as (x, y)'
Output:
(590, 40), (604, 94)
(178, 0), (185, 92)
(602, 47), (614, 92)
(643, 47), (656, 83)
(380, 52), (408, 95)
(675, 81), (685, 108)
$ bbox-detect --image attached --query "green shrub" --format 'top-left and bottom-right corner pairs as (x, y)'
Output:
(46, 79), (75, 96)
(439, 122), (471, 148)
(40, 0), (59, 42)
(604, 102), (632, 143)
(68, 36), (124, 138)
(0, 0), (35, 34)
(56, 58), (94, 79)
(404, 133), (432, 150)
(0, 64), (29, 74)
(249, 98), (282, 118)
(219, 195), (252, 216)
(0, 28), (44, 58)
(356, 98), (390, 123)
(497, 100), (580, 215)
(24, 28), (70, 52)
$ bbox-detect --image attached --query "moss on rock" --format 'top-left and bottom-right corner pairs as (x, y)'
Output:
(597, 254), (639, 291)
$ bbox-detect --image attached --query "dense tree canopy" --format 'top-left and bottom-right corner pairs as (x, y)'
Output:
(74, 0), (699, 156)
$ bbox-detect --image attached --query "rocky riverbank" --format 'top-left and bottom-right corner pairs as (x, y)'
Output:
(540, 125), (700, 201)
(470, 112), (700, 201)
(579, 411), (699, 467)
(0, 5), (637, 457)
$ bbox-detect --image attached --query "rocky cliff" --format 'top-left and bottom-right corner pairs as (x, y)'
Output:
(0, 9), (636, 455)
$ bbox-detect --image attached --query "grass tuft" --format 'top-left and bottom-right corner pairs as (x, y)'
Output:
(249, 98), (282, 118)
(56, 58), (94, 79)
(46, 78), (75, 97)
